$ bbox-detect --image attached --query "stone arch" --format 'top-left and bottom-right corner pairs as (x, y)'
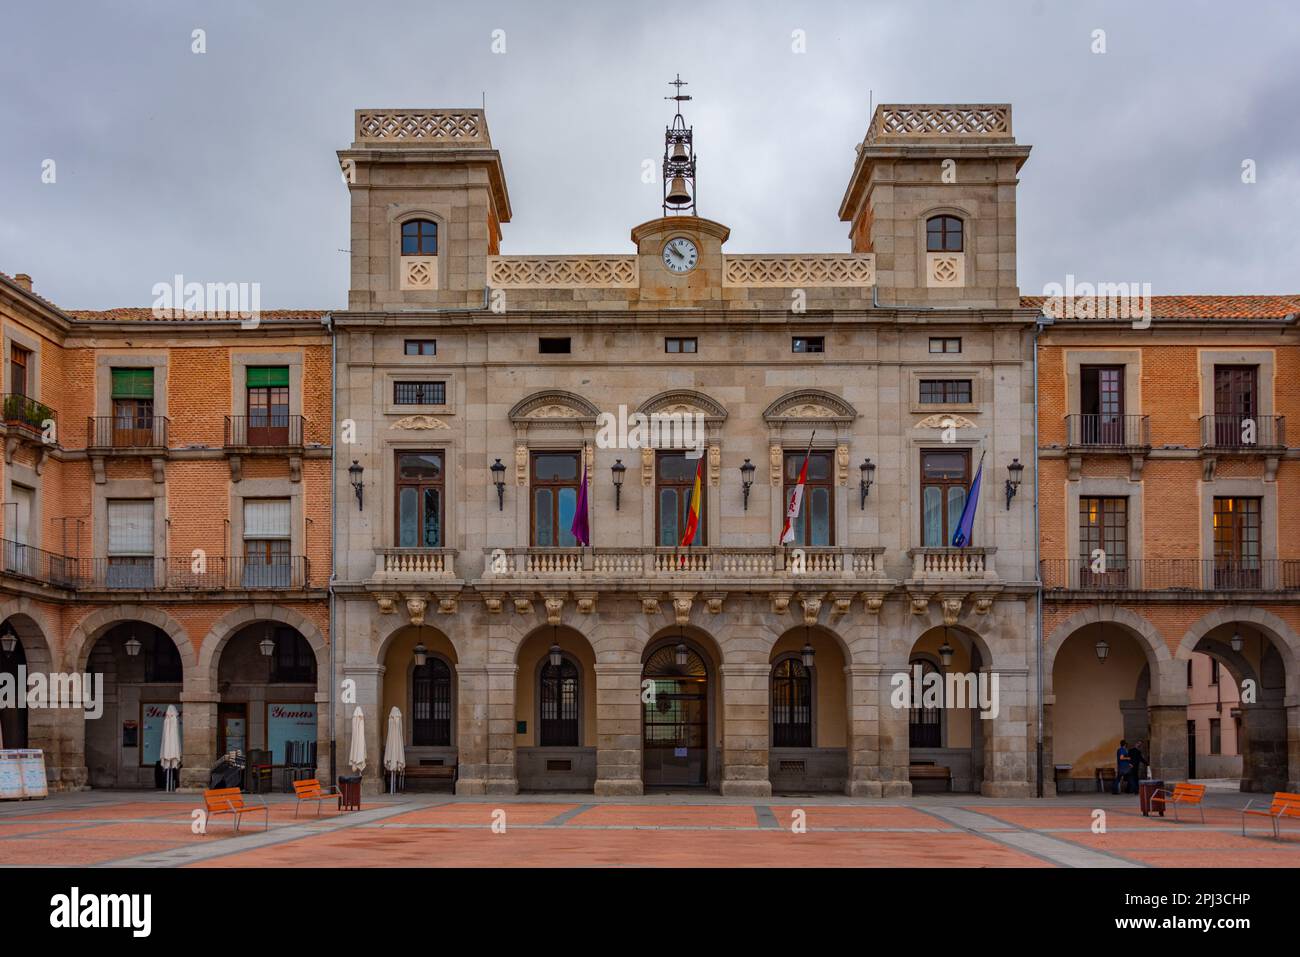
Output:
(762, 389), (858, 424)
(508, 390), (601, 424)
(0, 598), (57, 672)
(1044, 606), (1176, 699)
(636, 389), (728, 422)
(65, 605), (195, 677)
(375, 616), (465, 668)
(199, 605), (329, 694)
(1175, 607), (1300, 696)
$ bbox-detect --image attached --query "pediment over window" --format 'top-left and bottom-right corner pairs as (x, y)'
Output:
(762, 390), (857, 424)
(636, 389), (728, 423)
(508, 390), (601, 424)
(915, 413), (978, 429)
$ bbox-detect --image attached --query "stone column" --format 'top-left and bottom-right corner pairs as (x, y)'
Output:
(178, 688), (218, 791)
(1042, 698), (1056, 797)
(340, 664), (384, 793)
(484, 663), (519, 795)
(594, 662), (643, 796)
(1147, 703), (1189, 782)
(455, 665), (489, 795)
(979, 669), (1033, 798)
(52, 706), (89, 791)
(845, 665), (884, 797)
(1239, 701), (1288, 793)
(874, 665), (912, 797)
(1288, 702), (1300, 792)
(719, 663), (771, 797)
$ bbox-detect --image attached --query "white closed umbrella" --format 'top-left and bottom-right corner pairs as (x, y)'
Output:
(160, 705), (182, 792)
(384, 707), (406, 794)
(348, 706), (367, 774)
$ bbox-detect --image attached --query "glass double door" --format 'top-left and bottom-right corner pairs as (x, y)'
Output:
(642, 672), (708, 787)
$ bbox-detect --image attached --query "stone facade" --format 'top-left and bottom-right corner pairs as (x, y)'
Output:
(333, 105), (1040, 797)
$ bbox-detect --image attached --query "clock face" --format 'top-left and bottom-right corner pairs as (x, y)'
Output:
(662, 237), (699, 274)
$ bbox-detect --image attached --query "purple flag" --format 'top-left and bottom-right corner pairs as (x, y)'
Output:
(570, 468), (590, 546)
(951, 454), (983, 548)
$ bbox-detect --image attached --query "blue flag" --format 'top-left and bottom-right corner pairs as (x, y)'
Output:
(951, 455), (983, 547)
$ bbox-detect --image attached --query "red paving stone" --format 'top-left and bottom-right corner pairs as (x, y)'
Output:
(770, 806), (956, 830)
(565, 804), (760, 828)
(192, 826), (1049, 868)
(383, 803), (580, 826)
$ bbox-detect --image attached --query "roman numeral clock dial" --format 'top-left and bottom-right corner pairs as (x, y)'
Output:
(662, 237), (698, 274)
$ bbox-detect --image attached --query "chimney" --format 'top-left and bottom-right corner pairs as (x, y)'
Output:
(12, 273), (32, 292)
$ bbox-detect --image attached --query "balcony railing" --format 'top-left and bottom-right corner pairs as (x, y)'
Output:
(1041, 558), (1300, 593)
(1199, 414), (1286, 450)
(481, 546), (888, 580)
(909, 547), (997, 580)
(87, 415), (169, 449)
(0, 553), (312, 591)
(1065, 414), (1149, 448)
(375, 548), (457, 579)
(225, 414), (306, 449)
(1, 394), (56, 437)
(0, 539), (79, 588)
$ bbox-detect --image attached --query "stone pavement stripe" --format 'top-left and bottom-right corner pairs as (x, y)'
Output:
(544, 804), (594, 826)
(363, 821), (948, 832)
(100, 802), (419, 868)
(754, 806), (780, 830)
(917, 806), (1143, 869)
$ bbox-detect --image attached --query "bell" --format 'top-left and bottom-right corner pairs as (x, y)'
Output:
(670, 142), (689, 163)
(665, 176), (691, 207)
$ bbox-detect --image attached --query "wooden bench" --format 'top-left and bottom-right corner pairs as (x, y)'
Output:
(202, 787), (268, 834)
(1241, 791), (1300, 839)
(401, 764), (458, 792)
(291, 778), (337, 818)
(908, 764), (952, 793)
(1152, 782), (1206, 823)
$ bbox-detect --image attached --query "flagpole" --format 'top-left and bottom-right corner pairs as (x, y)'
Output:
(781, 430), (816, 552)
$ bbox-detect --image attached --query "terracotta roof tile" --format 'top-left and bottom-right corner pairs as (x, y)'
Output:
(1022, 294), (1300, 320)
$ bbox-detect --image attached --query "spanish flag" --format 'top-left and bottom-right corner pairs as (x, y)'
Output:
(680, 456), (704, 547)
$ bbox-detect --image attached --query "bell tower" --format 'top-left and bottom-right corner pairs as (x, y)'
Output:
(662, 74), (698, 216)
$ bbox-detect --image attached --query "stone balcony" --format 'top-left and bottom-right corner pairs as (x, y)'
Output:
(370, 548), (459, 583)
(479, 545), (887, 584)
(908, 547), (997, 582)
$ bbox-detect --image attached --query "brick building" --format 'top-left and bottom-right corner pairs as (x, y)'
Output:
(1037, 296), (1300, 793)
(0, 273), (331, 789)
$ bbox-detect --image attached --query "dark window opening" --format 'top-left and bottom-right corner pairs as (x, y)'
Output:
(926, 215), (963, 252)
(531, 451), (581, 547)
(401, 219), (438, 256)
(539, 657), (580, 747)
(412, 657), (451, 746)
(404, 339), (437, 356)
(792, 336), (824, 354)
(539, 337), (572, 354)
(396, 451), (444, 548)
(929, 337), (962, 354)
(665, 337), (697, 354)
(919, 379), (972, 404)
(921, 449), (970, 547)
(393, 381), (446, 405)
(772, 657), (812, 747)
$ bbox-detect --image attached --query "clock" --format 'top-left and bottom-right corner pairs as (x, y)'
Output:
(662, 237), (699, 274)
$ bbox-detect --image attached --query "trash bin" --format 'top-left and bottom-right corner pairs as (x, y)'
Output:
(337, 774), (362, 811)
(1138, 779), (1165, 817)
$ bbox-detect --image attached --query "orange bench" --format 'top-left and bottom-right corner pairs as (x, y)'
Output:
(1241, 791), (1300, 839)
(291, 778), (337, 817)
(1152, 782), (1206, 823)
(202, 787), (268, 834)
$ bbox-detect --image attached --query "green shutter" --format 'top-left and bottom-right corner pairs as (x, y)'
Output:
(111, 368), (154, 398)
(246, 366), (289, 388)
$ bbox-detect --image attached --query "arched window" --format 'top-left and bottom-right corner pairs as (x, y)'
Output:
(539, 657), (579, 747)
(771, 656), (812, 747)
(401, 219), (438, 256)
(908, 657), (942, 748)
(926, 215), (963, 253)
(412, 657), (451, 746)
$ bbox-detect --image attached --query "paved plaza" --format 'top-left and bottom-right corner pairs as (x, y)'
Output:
(2, 790), (1297, 869)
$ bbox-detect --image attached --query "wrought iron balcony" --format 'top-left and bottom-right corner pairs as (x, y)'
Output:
(224, 414), (306, 449)
(87, 415), (169, 449)
(0, 539), (79, 588)
(1064, 414), (1149, 449)
(4, 554), (315, 591)
(1041, 558), (1300, 593)
(1199, 414), (1285, 450)
(1, 394), (56, 438)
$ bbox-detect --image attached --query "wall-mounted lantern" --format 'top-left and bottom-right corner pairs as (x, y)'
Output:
(124, 635), (142, 658)
(490, 458), (506, 511)
(611, 458), (626, 510)
(413, 642), (428, 667)
(349, 460), (365, 511)
(1095, 638), (1110, 663)
(740, 458), (756, 510)
(859, 458), (875, 509)
(1005, 458), (1024, 509)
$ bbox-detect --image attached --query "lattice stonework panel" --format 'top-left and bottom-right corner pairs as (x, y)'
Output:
(926, 252), (964, 289)
(871, 105), (1011, 140)
(355, 111), (486, 144)
(487, 256), (638, 288)
(722, 255), (876, 288)
(400, 256), (438, 290)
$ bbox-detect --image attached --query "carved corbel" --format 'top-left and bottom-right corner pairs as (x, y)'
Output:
(771, 592), (792, 615)
(836, 444), (849, 485)
(910, 595), (930, 616)
(941, 596), (963, 626)
(544, 595), (565, 624)
(670, 592), (695, 625)
(515, 444), (528, 486)
(151, 456), (166, 484)
(641, 447), (654, 486)
(1265, 455), (1280, 483)
(1129, 453), (1145, 482)
(769, 444), (782, 486)
(374, 593), (398, 615)
(800, 595), (822, 625)
(862, 592), (885, 614)
(1202, 455), (1216, 483)
(437, 595), (458, 615)
(831, 593), (854, 617)
(575, 593), (596, 614)
(289, 454), (302, 483)
(974, 596), (994, 615)
(708, 445), (721, 487)
(513, 596), (533, 615)
(228, 453), (243, 484)
(483, 595), (504, 614)
(704, 593), (725, 615)
(405, 596), (428, 627)
(641, 595), (661, 616)
(1067, 453), (1081, 482)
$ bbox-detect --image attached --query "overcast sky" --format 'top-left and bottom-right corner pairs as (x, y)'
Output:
(2, 0), (1297, 309)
